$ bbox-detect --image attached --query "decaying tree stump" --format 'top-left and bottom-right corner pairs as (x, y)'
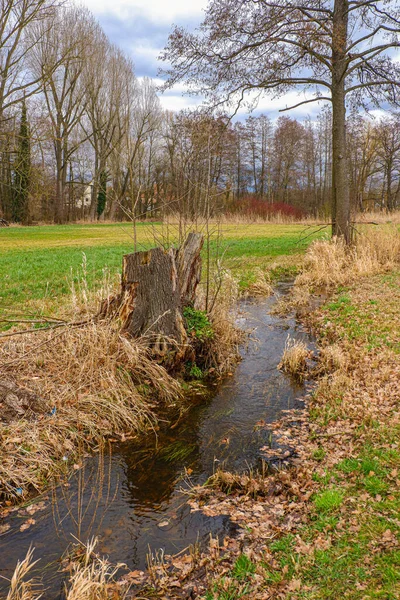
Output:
(101, 233), (204, 358)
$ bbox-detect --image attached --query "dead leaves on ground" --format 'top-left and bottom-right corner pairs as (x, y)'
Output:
(130, 272), (400, 599)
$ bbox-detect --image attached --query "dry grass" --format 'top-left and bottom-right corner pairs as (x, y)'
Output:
(201, 271), (243, 375)
(317, 344), (348, 374)
(0, 318), (182, 500)
(0, 261), (242, 500)
(296, 225), (400, 289)
(247, 268), (274, 297)
(3, 540), (130, 600)
(358, 209), (400, 224)
(278, 336), (310, 380)
(64, 539), (130, 600)
(5, 548), (42, 600)
(162, 211), (320, 226)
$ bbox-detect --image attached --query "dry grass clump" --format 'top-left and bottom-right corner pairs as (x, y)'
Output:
(64, 539), (130, 600)
(0, 320), (182, 500)
(247, 268), (274, 297)
(278, 336), (310, 380)
(296, 225), (400, 289)
(310, 371), (353, 423)
(317, 344), (348, 374)
(358, 226), (400, 266)
(202, 271), (243, 375)
(4, 540), (130, 600)
(5, 548), (42, 600)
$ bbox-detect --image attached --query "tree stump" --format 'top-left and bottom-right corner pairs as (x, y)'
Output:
(102, 233), (204, 360)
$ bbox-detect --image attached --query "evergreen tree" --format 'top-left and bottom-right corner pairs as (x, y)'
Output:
(96, 170), (108, 219)
(13, 100), (31, 224)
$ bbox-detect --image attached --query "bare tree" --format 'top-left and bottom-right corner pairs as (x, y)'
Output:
(0, 0), (61, 123)
(375, 115), (400, 211)
(162, 0), (400, 242)
(29, 5), (97, 222)
(83, 40), (133, 219)
(115, 77), (162, 215)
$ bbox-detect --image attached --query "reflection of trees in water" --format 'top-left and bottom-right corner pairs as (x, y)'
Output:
(52, 443), (119, 543)
(119, 424), (202, 507)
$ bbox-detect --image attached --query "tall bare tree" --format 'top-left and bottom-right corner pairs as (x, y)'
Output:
(30, 5), (96, 222)
(0, 0), (60, 122)
(83, 40), (133, 219)
(162, 0), (400, 242)
(376, 115), (400, 211)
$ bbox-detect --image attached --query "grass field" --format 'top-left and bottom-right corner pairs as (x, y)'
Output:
(0, 221), (324, 316)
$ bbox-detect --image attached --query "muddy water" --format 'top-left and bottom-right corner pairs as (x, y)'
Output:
(0, 283), (314, 597)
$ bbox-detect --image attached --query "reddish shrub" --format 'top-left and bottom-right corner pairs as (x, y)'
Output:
(233, 195), (304, 220)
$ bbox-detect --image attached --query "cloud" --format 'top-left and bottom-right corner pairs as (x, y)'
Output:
(83, 0), (205, 24)
(80, 1), (330, 119)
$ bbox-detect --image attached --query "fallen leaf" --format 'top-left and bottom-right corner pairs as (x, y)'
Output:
(20, 518), (35, 532)
(288, 578), (302, 591)
(158, 520), (170, 528)
(125, 570), (145, 584)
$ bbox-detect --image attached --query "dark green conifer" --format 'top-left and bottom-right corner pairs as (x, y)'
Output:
(13, 100), (31, 224)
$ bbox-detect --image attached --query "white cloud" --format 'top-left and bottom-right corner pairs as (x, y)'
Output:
(82, 0), (206, 23)
(237, 90), (330, 119)
(158, 94), (200, 111)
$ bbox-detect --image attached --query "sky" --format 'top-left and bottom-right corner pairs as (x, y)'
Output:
(81, 0), (208, 111)
(81, 0), (386, 122)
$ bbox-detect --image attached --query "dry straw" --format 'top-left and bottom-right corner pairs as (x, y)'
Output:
(0, 319), (183, 499)
(278, 335), (310, 380)
(4, 540), (131, 600)
(296, 225), (400, 289)
(247, 268), (274, 297)
(64, 539), (130, 600)
(5, 547), (42, 600)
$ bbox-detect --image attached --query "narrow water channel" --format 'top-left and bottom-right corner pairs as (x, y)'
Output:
(0, 282), (314, 598)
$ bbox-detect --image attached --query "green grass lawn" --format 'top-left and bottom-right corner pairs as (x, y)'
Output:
(0, 221), (325, 316)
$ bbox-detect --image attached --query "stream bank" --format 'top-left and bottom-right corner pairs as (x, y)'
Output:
(153, 270), (400, 600)
(0, 281), (316, 599)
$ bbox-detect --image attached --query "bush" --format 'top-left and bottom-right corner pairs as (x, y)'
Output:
(231, 195), (304, 220)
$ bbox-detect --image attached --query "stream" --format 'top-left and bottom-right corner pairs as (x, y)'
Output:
(0, 282), (315, 598)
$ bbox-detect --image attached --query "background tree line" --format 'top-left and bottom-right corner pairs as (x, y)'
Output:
(1, 0), (399, 225)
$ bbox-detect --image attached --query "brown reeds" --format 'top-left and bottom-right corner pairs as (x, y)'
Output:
(247, 268), (274, 297)
(201, 271), (243, 375)
(5, 548), (42, 600)
(64, 539), (130, 600)
(278, 336), (310, 380)
(3, 540), (130, 600)
(0, 319), (182, 500)
(296, 225), (400, 289)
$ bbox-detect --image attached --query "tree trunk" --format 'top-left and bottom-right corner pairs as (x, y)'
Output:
(387, 160), (394, 211)
(332, 0), (351, 243)
(121, 247), (186, 352)
(176, 232), (204, 306)
(101, 233), (204, 360)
